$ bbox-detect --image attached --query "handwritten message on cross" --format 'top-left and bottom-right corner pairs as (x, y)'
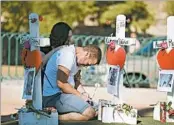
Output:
(105, 15), (136, 46)
(153, 17), (174, 49)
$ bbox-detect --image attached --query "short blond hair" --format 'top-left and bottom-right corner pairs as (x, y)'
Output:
(83, 45), (102, 64)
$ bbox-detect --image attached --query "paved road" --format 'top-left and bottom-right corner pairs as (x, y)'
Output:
(1, 80), (167, 115)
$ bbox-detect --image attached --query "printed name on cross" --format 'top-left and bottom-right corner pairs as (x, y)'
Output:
(153, 39), (174, 48)
(105, 38), (129, 45)
(154, 40), (168, 48)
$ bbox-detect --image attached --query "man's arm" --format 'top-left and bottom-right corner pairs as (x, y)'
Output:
(57, 65), (81, 97)
(74, 70), (82, 89)
(74, 70), (90, 98)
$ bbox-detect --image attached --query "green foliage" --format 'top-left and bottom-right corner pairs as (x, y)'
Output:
(1, 1), (98, 33)
(1, 1), (33, 32)
(34, 1), (98, 34)
(164, 1), (174, 16)
(99, 1), (154, 34)
(1, 1), (154, 34)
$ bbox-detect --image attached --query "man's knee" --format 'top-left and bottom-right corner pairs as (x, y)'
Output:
(82, 106), (95, 120)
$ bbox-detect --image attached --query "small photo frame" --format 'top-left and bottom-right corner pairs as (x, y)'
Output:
(22, 68), (36, 100)
(107, 65), (120, 96)
(157, 70), (174, 92)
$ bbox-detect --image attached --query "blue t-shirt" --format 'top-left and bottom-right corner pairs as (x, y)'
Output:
(43, 45), (79, 96)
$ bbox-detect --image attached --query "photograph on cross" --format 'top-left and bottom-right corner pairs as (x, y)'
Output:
(22, 68), (36, 100)
(157, 70), (174, 92)
(107, 65), (120, 97)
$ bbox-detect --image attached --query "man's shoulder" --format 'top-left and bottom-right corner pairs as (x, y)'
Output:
(60, 45), (75, 54)
(63, 45), (75, 50)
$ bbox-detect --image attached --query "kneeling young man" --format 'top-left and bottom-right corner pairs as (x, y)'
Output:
(43, 44), (102, 121)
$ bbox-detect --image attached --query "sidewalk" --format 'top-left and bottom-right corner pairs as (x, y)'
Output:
(1, 80), (167, 115)
(1, 80), (25, 115)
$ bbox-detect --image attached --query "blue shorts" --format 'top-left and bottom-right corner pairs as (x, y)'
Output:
(43, 93), (90, 114)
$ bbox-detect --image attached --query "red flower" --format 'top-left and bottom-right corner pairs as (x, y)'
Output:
(109, 41), (115, 49)
(160, 42), (168, 49)
(39, 16), (43, 21)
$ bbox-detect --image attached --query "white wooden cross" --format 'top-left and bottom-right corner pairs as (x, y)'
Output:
(153, 16), (174, 122)
(105, 15), (136, 46)
(29, 13), (42, 110)
(105, 15), (136, 102)
(20, 13), (51, 110)
(99, 15), (138, 124)
(153, 16), (174, 107)
(19, 13), (58, 125)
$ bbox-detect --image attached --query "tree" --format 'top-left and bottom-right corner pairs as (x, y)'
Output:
(99, 1), (154, 35)
(164, 1), (174, 16)
(1, 1), (33, 32)
(1, 1), (98, 33)
(1, 1), (155, 35)
(33, 1), (99, 34)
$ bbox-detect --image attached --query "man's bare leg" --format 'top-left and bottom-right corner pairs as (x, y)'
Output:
(59, 106), (95, 121)
(82, 106), (95, 119)
(59, 112), (89, 121)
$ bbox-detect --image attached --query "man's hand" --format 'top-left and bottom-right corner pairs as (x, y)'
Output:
(81, 92), (92, 102)
(81, 92), (90, 101)
(81, 94), (89, 102)
(57, 65), (81, 97)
